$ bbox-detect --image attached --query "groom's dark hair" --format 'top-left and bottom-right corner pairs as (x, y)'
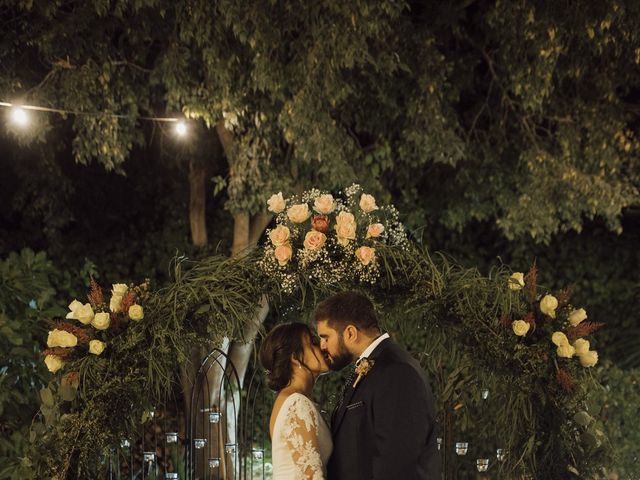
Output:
(313, 291), (380, 334)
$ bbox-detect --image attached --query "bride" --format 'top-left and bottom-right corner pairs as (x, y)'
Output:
(259, 323), (333, 479)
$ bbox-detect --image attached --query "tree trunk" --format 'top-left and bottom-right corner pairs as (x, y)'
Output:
(189, 159), (208, 247)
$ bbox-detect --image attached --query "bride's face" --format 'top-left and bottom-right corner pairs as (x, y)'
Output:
(302, 334), (329, 375)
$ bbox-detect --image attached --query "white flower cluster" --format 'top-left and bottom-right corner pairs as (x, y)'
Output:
(259, 185), (409, 293)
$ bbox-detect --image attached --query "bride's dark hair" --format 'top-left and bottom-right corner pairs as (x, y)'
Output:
(259, 322), (315, 391)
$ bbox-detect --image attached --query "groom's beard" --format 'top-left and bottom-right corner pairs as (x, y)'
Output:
(326, 336), (354, 372)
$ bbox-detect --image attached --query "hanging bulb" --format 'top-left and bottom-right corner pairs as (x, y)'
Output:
(10, 107), (29, 127)
(174, 121), (187, 136)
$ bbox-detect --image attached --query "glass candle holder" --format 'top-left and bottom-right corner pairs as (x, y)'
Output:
(436, 437), (442, 451)
(194, 438), (207, 449)
(120, 439), (130, 449)
(165, 474), (178, 480)
(496, 448), (507, 461)
(165, 432), (178, 444)
(252, 448), (265, 460)
(209, 412), (222, 424)
(143, 451), (156, 463)
(476, 458), (489, 472)
(481, 388), (490, 400)
(225, 443), (237, 455)
(455, 442), (469, 455)
(209, 458), (220, 469)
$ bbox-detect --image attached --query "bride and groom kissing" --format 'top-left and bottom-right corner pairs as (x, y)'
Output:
(259, 291), (441, 480)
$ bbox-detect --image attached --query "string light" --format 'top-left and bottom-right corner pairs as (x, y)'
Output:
(0, 100), (187, 137)
(10, 107), (29, 127)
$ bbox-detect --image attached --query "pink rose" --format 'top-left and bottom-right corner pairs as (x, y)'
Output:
(335, 211), (355, 225)
(274, 244), (293, 266)
(287, 204), (311, 223)
(303, 231), (327, 251)
(335, 222), (357, 246)
(366, 223), (385, 238)
(268, 225), (291, 246)
(355, 246), (376, 266)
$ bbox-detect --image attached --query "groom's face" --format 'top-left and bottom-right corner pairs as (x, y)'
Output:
(316, 319), (353, 372)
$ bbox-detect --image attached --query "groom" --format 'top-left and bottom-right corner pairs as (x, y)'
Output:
(314, 291), (441, 480)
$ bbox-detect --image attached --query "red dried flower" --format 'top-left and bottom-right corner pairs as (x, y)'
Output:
(311, 215), (330, 234)
(87, 276), (104, 308)
(567, 322), (605, 341)
(524, 263), (538, 303)
(557, 368), (575, 393)
(54, 320), (89, 344)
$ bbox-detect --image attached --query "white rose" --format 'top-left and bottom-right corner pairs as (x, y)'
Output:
(303, 231), (327, 251)
(75, 303), (95, 325)
(287, 204), (311, 224)
(128, 304), (144, 321)
(89, 340), (106, 355)
(556, 344), (575, 358)
(65, 299), (83, 319)
(540, 294), (559, 318)
(551, 331), (569, 347)
(267, 192), (286, 213)
(359, 193), (378, 213)
(110, 294), (124, 313)
(335, 211), (355, 225)
(355, 246), (376, 266)
(511, 320), (530, 336)
(44, 355), (64, 373)
(47, 329), (78, 348)
(274, 244), (293, 266)
(366, 223), (385, 239)
(92, 312), (111, 330)
(313, 194), (335, 214)
(568, 308), (587, 327)
(111, 283), (128, 296)
(573, 339), (590, 355)
(335, 222), (357, 246)
(579, 350), (598, 367)
(268, 225), (291, 246)
(509, 272), (525, 290)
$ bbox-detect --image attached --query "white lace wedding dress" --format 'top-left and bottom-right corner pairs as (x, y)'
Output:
(271, 393), (333, 480)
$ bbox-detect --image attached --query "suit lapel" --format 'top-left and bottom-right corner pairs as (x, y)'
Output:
(331, 338), (392, 435)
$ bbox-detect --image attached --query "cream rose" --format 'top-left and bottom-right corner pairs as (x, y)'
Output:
(91, 312), (111, 330)
(366, 223), (385, 239)
(274, 244), (293, 266)
(509, 272), (525, 290)
(303, 230), (327, 251)
(359, 193), (378, 213)
(287, 204), (311, 223)
(511, 320), (530, 336)
(335, 222), (357, 246)
(267, 192), (286, 213)
(110, 294), (124, 313)
(75, 303), (95, 325)
(355, 246), (376, 266)
(579, 350), (598, 367)
(89, 340), (106, 355)
(65, 299), (83, 320)
(44, 355), (64, 373)
(573, 339), (590, 356)
(268, 225), (291, 246)
(335, 211), (355, 225)
(556, 344), (575, 358)
(313, 194), (335, 214)
(111, 283), (128, 296)
(551, 331), (569, 347)
(129, 304), (144, 321)
(47, 329), (78, 348)
(568, 308), (587, 327)
(540, 294), (558, 318)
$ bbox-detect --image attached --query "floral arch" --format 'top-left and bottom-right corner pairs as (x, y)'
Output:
(34, 186), (607, 479)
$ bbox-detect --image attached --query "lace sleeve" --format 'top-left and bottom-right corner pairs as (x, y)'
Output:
(281, 394), (325, 480)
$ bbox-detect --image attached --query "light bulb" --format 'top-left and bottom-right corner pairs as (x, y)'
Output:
(175, 121), (187, 136)
(11, 107), (29, 127)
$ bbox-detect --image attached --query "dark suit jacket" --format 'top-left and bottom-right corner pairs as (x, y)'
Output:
(328, 338), (441, 480)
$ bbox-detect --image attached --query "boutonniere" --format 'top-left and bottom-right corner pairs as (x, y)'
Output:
(353, 358), (375, 388)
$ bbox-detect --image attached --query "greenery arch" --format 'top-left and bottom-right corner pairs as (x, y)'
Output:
(30, 189), (608, 480)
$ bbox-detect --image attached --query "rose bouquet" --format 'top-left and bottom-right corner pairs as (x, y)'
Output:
(43, 278), (149, 374)
(259, 184), (409, 293)
(506, 266), (604, 390)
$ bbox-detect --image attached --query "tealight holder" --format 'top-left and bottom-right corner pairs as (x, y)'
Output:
(481, 388), (490, 400)
(225, 443), (237, 455)
(165, 432), (178, 444)
(120, 439), (130, 449)
(209, 412), (222, 424)
(496, 448), (507, 461)
(165, 474), (179, 480)
(476, 458), (489, 472)
(455, 442), (469, 455)
(209, 458), (220, 469)
(143, 451), (156, 463)
(436, 437), (442, 451)
(252, 448), (265, 460)
(194, 438), (207, 449)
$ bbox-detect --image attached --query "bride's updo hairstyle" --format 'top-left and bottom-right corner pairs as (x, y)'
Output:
(259, 322), (315, 392)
